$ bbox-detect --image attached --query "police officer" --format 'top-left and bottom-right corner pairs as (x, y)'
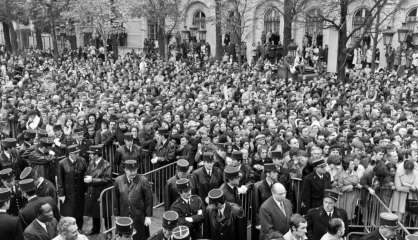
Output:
(359, 212), (399, 240)
(0, 187), (24, 240)
(204, 188), (246, 240)
(0, 168), (25, 216)
(170, 178), (204, 239)
(306, 189), (348, 240)
(19, 166), (56, 202)
(0, 138), (26, 177)
(301, 158), (331, 213)
(147, 211), (179, 240)
(172, 225), (191, 240)
(115, 216), (135, 240)
(165, 159), (190, 210)
(220, 165), (241, 205)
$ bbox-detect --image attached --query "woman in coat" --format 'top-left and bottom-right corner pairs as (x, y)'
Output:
(335, 158), (361, 221)
(389, 160), (418, 219)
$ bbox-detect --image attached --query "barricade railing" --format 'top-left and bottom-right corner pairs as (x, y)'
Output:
(239, 186), (253, 227)
(102, 144), (117, 175)
(290, 178), (302, 213)
(139, 150), (154, 174)
(143, 162), (177, 207)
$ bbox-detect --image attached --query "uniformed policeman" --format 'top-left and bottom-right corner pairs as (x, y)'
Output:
(115, 216), (135, 240)
(147, 210), (179, 240)
(172, 225), (191, 240)
(301, 158), (331, 213)
(204, 188), (246, 240)
(0, 168), (25, 216)
(306, 189), (348, 240)
(359, 212), (399, 240)
(406, 234), (418, 240)
(0, 187), (24, 240)
(165, 159), (190, 210)
(19, 166), (57, 201)
(220, 165), (241, 205)
(170, 178), (204, 239)
(0, 138), (27, 177)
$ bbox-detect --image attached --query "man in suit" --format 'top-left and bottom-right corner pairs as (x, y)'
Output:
(220, 165), (241, 205)
(23, 202), (58, 240)
(191, 152), (223, 204)
(301, 158), (331, 213)
(0, 188), (24, 240)
(170, 178), (204, 239)
(259, 183), (292, 240)
(252, 163), (278, 240)
(19, 167), (56, 202)
(306, 189), (348, 240)
(164, 159), (189, 210)
(18, 178), (60, 229)
(204, 188), (246, 240)
(114, 160), (153, 240)
(115, 133), (142, 173)
(360, 212), (399, 240)
(147, 211), (178, 240)
(259, 182), (293, 240)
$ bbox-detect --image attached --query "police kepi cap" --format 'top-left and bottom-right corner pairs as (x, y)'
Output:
(172, 225), (190, 240)
(176, 178), (191, 192)
(208, 188), (225, 204)
(162, 210), (179, 230)
(380, 212), (399, 229)
(115, 217), (134, 236)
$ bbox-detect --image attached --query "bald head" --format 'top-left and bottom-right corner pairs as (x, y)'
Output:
(271, 183), (286, 194)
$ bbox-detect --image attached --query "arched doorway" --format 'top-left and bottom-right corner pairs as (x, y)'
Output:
(352, 7), (371, 47)
(264, 7), (280, 45)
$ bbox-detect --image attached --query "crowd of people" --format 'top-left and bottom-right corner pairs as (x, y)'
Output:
(0, 42), (418, 240)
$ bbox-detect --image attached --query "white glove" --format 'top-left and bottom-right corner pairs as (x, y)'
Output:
(150, 157), (158, 164)
(53, 138), (61, 147)
(59, 196), (65, 203)
(368, 188), (375, 195)
(144, 217), (151, 226)
(185, 217), (193, 223)
(48, 150), (56, 156)
(238, 185), (248, 194)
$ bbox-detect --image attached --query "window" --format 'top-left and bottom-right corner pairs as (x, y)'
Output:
(147, 20), (158, 41)
(264, 8), (280, 34)
(226, 10), (241, 45)
(306, 8), (323, 46)
(352, 8), (371, 39)
(406, 7), (418, 31)
(193, 11), (206, 30)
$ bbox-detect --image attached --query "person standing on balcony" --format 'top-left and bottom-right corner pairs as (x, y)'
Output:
(114, 160), (153, 240)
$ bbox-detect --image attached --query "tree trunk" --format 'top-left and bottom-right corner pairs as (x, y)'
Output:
(283, 0), (293, 55)
(215, 0), (223, 60)
(337, 0), (348, 82)
(35, 25), (43, 50)
(9, 23), (19, 53)
(157, 18), (166, 58)
(2, 22), (12, 52)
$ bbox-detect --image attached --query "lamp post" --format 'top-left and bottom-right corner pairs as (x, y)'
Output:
(382, 26), (394, 69)
(398, 22), (410, 49)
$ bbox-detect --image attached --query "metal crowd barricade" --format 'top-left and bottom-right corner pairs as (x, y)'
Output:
(99, 186), (117, 235)
(290, 177), (302, 213)
(239, 186), (253, 227)
(139, 149), (153, 174)
(7, 118), (18, 138)
(347, 232), (367, 240)
(336, 188), (361, 222)
(102, 144), (117, 175)
(143, 162), (177, 207)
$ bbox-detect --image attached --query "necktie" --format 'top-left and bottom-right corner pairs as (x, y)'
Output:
(279, 202), (286, 216)
(328, 212), (332, 218)
(208, 170), (211, 177)
(218, 210), (223, 219)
